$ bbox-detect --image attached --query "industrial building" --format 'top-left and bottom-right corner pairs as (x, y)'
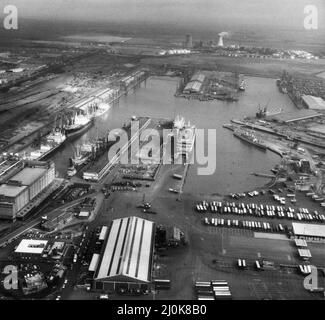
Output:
(9, 166), (54, 201)
(89, 254), (100, 273)
(76, 88), (119, 114)
(292, 222), (325, 241)
(183, 72), (206, 94)
(268, 110), (321, 123)
(0, 184), (29, 220)
(0, 161), (55, 220)
(302, 95), (325, 110)
(15, 239), (48, 255)
(93, 216), (155, 292)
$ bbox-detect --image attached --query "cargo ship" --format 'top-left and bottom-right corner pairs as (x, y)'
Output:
(24, 128), (66, 161)
(233, 129), (267, 150)
(64, 113), (93, 138)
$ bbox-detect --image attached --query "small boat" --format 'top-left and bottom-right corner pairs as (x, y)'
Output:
(67, 165), (77, 177)
(72, 142), (95, 167)
(239, 80), (246, 91)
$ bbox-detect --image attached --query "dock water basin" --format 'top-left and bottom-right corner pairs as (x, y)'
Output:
(50, 75), (296, 195)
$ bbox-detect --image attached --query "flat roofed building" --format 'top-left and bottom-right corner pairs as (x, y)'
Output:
(0, 184), (29, 220)
(15, 239), (48, 255)
(0, 184), (28, 198)
(89, 254), (100, 272)
(294, 239), (308, 247)
(10, 167), (46, 186)
(94, 216), (155, 291)
(9, 164), (55, 201)
(183, 81), (203, 94)
(298, 249), (312, 259)
(99, 226), (108, 241)
(267, 110), (321, 123)
(302, 95), (325, 110)
(292, 222), (325, 240)
(78, 211), (90, 219)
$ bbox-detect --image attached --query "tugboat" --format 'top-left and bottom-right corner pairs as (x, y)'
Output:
(71, 142), (95, 167)
(239, 80), (246, 91)
(233, 129), (267, 150)
(67, 159), (77, 177)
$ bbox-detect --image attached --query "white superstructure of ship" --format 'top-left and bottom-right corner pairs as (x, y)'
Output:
(64, 113), (93, 138)
(173, 115), (196, 160)
(24, 128), (66, 161)
(72, 142), (96, 167)
(91, 102), (111, 118)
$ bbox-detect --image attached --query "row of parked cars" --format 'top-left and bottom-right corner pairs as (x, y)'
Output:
(237, 259), (313, 275)
(196, 201), (325, 223)
(203, 217), (286, 233)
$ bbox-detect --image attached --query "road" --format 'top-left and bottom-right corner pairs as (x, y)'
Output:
(0, 192), (99, 247)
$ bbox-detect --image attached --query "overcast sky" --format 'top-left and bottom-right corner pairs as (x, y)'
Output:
(3, 0), (324, 29)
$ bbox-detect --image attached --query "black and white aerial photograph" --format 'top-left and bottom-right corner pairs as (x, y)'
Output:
(0, 0), (324, 306)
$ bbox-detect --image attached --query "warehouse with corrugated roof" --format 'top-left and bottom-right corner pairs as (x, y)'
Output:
(183, 72), (206, 94)
(93, 216), (155, 292)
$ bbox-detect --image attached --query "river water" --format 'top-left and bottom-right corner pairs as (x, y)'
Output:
(51, 76), (296, 195)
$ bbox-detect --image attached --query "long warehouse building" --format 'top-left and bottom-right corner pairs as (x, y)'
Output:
(93, 216), (155, 292)
(292, 222), (325, 241)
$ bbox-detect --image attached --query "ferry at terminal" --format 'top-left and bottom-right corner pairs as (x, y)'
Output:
(233, 129), (267, 150)
(173, 115), (196, 161)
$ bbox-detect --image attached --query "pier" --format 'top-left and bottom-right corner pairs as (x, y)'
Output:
(83, 118), (152, 182)
(177, 163), (190, 201)
(231, 119), (325, 149)
(251, 172), (276, 178)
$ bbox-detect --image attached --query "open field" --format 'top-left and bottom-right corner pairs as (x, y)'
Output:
(142, 54), (325, 79)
